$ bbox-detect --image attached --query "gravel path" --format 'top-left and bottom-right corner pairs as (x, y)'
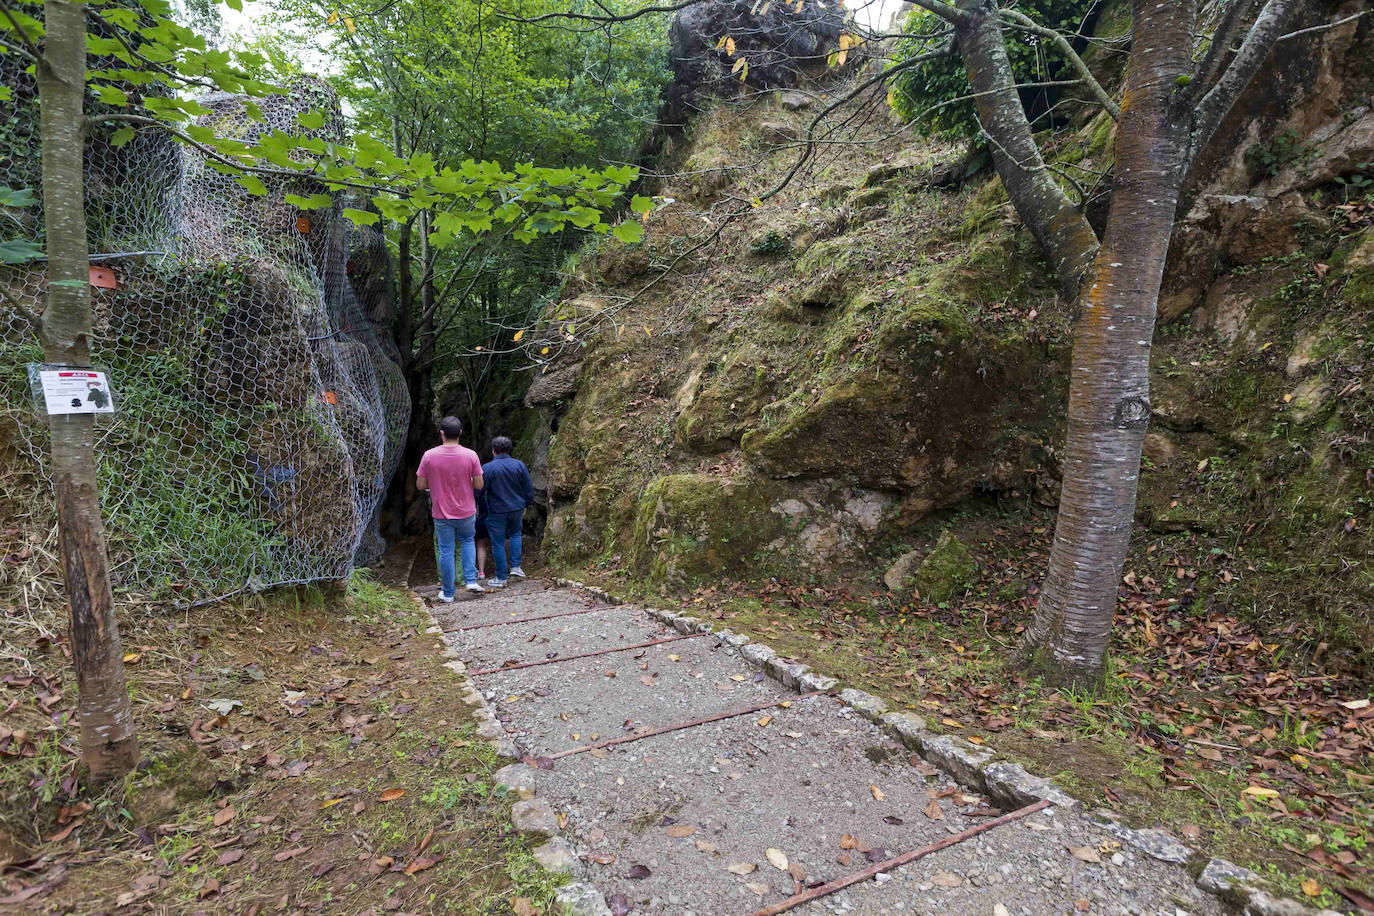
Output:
(424, 578), (1227, 916)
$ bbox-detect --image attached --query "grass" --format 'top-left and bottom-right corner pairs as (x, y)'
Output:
(0, 569), (562, 913)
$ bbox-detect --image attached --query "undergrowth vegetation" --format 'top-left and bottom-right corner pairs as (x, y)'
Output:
(0, 568), (558, 912)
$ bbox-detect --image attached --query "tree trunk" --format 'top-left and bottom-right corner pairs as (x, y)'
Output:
(37, 0), (139, 780)
(954, 0), (1100, 300)
(384, 217), (416, 539)
(1021, 0), (1195, 686)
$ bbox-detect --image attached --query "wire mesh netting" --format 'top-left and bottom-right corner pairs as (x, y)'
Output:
(1, 62), (409, 606)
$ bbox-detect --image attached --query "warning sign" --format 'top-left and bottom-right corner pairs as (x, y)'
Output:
(37, 369), (116, 415)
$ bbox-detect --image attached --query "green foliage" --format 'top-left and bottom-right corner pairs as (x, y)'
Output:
(1245, 129), (1318, 179)
(749, 229), (791, 256)
(0, 186), (42, 264)
(0, 0), (655, 251)
(887, 0), (1093, 138)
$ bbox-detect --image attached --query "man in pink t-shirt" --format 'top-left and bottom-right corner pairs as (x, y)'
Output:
(417, 416), (485, 601)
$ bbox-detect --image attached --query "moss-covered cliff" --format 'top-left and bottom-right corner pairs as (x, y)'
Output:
(531, 7), (1374, 675)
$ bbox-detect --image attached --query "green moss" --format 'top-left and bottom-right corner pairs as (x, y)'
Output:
(913, 530), (978, 602)
(628, 474), (784, 586)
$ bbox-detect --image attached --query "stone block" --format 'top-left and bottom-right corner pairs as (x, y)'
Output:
(981, 761), (1078, 810)
(921, 735), (994, 789)
(554, 883), (613, 916)
(799, 671), (838, 692)
(765, 657), (810, 690)
(511, 798), (559, 835)
(494, 763), (537, 799)
(533, 837), (577, 875)
(880, 711), (928, 751)
(740, 643), (778, 669)
(838, 688), (888, 722)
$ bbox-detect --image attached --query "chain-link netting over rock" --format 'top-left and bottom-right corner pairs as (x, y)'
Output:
(1, 68), (409, 605)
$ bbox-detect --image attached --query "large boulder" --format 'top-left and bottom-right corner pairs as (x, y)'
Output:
(666, 0), (844, 122)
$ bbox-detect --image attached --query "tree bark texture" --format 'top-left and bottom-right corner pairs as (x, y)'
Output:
(38, 0), (139, 780)
(1022, 0), (1196, 684)
(955, 0), (1100, 300)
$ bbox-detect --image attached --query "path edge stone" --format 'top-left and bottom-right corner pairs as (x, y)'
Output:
(409, 587), (612, 913)
(549, 576), (1340, 916)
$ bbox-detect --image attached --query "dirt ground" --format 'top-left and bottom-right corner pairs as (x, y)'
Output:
(0, 545), (560, 914)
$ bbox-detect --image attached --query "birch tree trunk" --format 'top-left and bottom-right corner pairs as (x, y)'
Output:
(1021, 0), (1195, 685)
(37, 0), (139, 779)
(954, 0), (1100, 300)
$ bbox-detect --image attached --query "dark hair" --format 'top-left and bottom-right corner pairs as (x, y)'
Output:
(491, 435), (513, 455)
(440, 416), (463, 441)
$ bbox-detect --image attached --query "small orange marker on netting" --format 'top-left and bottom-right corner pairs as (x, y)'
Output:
(296, 216), (311, 234)
(89, 266), (118, 289)
(321, 390), (337, 405)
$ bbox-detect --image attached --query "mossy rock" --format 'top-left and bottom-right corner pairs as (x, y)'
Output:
(743, 292), (1054, 496)
(629, 474), (784, 586)
(676, 354), (779, 452)
(846, 186), (889, 209)
(765, 270), (853, 323)
(125, 742), (218, 826)
(913, 531), (977, 602)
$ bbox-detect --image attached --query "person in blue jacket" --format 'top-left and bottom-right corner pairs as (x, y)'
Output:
(481, 435), (535, 588)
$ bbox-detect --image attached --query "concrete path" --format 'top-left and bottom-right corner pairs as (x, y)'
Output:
(420, 578), (1226, 916)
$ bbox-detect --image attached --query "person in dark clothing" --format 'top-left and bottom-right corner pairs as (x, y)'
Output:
(474, 488), (491, 581)
(481, 435), (535, 587)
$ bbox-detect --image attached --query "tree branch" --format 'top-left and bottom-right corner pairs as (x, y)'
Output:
(1189, 0), (1261, 103)
(1189, 0), (1302, 164)
(907, 0), (970, 27)
(0, 0), (41, 61)
(998, 8), (1119, 119)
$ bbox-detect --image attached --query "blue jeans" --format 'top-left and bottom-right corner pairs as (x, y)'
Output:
(485, 508), (524, 581)
(434, 515), (478, 597)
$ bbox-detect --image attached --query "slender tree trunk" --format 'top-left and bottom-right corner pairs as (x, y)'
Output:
(38, 0), (139, 780)
(384, 217), (416, 538)
(1021, 0), (1195, 685)
(954, 0), (1100, 300)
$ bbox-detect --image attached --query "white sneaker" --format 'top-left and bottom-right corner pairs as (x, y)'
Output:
(488, 579), (507, 589)
(509, 567), (527, 578)
(438, 593), (455, 603)
(464, 582), (485, 593)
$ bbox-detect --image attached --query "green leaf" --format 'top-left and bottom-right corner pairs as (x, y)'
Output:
(92, 84), (130, 106)
(604, 165), (637, 185)
(341, 208), (380, 226)
(0, 239), (43, 265)
(283, 192), (334, 209)
(236, 175), (269, 196)
(226, 0), (244, 10)
(109, 126), (136, 148)
(297, 109), (326, 130)
(0, 186), (37, 208)
(630, 195), (654, 215)
(612, 221), (645, 244)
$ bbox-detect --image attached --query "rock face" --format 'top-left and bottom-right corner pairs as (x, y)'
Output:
(532, 1), (1374, 669)
(666, 0), (844, 122)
